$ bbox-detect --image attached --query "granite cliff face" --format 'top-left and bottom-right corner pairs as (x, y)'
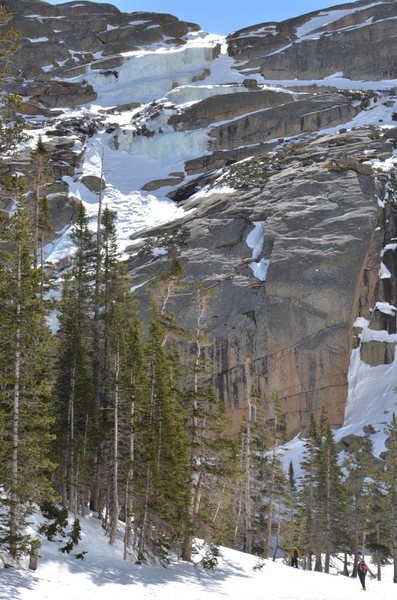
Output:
(228, 0), (397, 80)
(3, 0), (397, 436)
(127, 128), (394, 434)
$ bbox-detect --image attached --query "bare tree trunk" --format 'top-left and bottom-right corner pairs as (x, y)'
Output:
(109, 350), (120, 545)
(314, 552), (322, 572)
(324, 456), (331, 574)
(272, 500), (282, 561)
(10, 245), (22, 558)
(244, 410), (252, 554)
(124, 398), (135, 560)
(78, 412), (89, 516)
(182, 286), (207, 562)
(212, 483), (226, 524)
(264, 446), (276, 558)
(28, 541), (40, 571)
(234, 440), (245, 545)
(343, 552), (350, 576)
(138, 468), (151, 561)
(67, 363), (76, 513)
(92, 150), (105, 513)
(374, 520), (382, 581)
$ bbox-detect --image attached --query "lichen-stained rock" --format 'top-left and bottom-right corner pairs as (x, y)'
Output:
(81, 175), (106, 193)
(360, 340), (395, 366)
(127, 128), (388, 436)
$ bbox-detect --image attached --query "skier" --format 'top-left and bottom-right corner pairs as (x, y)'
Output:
(357, 557), (374, 591)
(290, 546), (299, 568)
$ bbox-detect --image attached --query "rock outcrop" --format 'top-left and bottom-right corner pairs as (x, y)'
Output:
(1, 0), (200, 114)
(127, 128), (392, 435)
(3, 0), (200, 78)
(228, 0), (397, 80)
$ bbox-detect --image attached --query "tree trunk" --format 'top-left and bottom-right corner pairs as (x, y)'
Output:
(314, 553), (322, 572)
(137, 467), (151, 561)
(272, 501), (282, 561)
(10, 246), (22, 558)
(29, 541), (39, 571)
(92, 150), (105, 512)
(124, 399), (135, 560)
(67, 363), (76, 513)
(343, 552), (350, 576)
(244, 416), (252, 554)
(109, 350), (120, 545)
(264, 446), (277, 559)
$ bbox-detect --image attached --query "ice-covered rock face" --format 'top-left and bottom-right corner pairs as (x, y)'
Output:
(2, 0), (201, 81)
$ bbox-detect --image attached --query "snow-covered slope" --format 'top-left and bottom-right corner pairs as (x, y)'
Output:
(2, 512), (397, 600)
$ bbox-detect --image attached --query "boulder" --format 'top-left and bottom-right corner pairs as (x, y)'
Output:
(142, 175), (184, 191)
(81, 175), (106, 193)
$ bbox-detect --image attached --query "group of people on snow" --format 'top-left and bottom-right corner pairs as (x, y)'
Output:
(289, 548), (375, 590)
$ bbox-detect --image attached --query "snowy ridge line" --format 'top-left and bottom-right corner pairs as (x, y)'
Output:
(295, 2), (385, 38)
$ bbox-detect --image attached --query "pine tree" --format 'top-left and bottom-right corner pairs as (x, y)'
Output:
(342, 435), (373, 576)
(121, 313), (147, 560)
(105, 260), (138, 545)
(298, 413), (319, 570)
(315, 414), (346, 572)
(30, 137), (53, 271)
(282, 461), (300, 561)
(383, 413), (397, 583)
(232, 387), (290, 560)
(366, 463), (390, 580)
(134, 301), (189, 563)
(234, 377), (259, 555)
(0, 196), (55, 557)
(89, 206), (135, 538)
(90, 206), (120, 518)
(180, 283), (236, 561)
(55, 202), (96, 514)
(262, 391), (288, 559)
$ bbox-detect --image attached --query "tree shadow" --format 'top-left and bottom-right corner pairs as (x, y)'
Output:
(0, 567), (35, 599)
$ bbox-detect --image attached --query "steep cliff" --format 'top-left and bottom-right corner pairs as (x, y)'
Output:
(126, 128), (395, 434)
(2, 0), (397, 437)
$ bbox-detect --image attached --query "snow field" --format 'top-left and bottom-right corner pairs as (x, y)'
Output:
(3, 513), (397, 600)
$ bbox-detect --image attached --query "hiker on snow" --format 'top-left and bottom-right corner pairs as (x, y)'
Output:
(290, 547), (299, 568)
(357, 557), (374, 590)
